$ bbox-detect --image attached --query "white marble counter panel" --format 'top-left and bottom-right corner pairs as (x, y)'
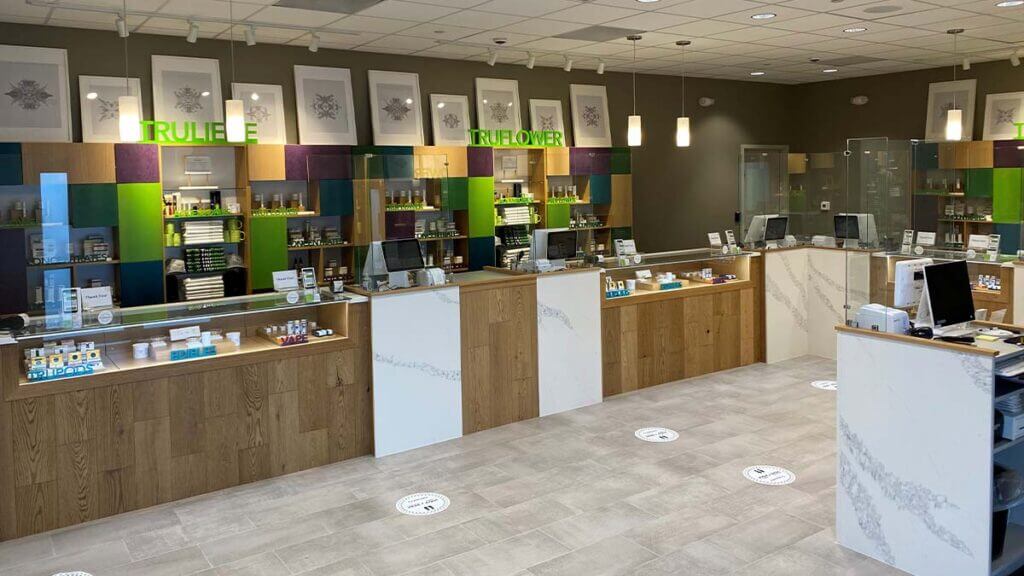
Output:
(371, 287), (463, 457)
(765, 248), (809, 363)
(536, 270), (603, 417)
(837, 332), (992, 576)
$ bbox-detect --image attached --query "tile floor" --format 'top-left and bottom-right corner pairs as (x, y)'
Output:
(0, 356), (908, 576)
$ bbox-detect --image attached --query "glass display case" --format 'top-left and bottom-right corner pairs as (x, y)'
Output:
(11, 289), (354, 385)
(599, 248), (754, 301)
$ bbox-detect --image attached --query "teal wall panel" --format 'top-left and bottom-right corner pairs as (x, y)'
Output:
(320, 179), (353, 217)
(590, 175), (611, 205)
(71, 183), (118, 228)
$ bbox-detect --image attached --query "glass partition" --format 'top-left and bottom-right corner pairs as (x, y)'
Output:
(739, 144), (789, 242)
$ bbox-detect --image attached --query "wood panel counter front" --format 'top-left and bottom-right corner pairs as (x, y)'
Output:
(0, 302), (373, 542)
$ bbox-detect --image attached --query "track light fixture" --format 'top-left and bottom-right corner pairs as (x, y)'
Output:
(244, 25), (256, 46)
(597, 60), (605, 75)
(526, 53), (535, 69)
(308, 32), (319, 53)
(186, 21), (199, 43)
(1012, 51), (1021, 67)
(115, 16), (128, 38)
(487, 50), (497, 66)
(563, 57), (573, 72)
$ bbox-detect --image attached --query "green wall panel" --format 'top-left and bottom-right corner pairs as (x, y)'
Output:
(447, 177), (469, 211)
(71, 183), (118, 228)
(116, 183), (163, 263)
(468, 176), (494, 238)
(250, 216), (288, 291)
(610, 227), (633, 242)
(965, 168), (992, 199)
(319, 179), (353, 217)
(610, 147), (631, 175)
(993, 168), (1023, 224)
(590, 175), (611, 205)
(546, 203), (570, 229)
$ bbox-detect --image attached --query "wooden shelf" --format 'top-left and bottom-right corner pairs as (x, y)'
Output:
(993, 523), (1024, 576)
(165, 214), (244, 221)
(288, 243), (352, 251)
(167, 241), (242, 249)
(416, 235), (467, 243)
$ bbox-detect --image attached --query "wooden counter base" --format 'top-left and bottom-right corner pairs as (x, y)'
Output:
(0, 304), (373, 542)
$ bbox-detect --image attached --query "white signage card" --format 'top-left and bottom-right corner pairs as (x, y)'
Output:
(79, 286), (113, 311)
(169, 325), (201, 342)
(272, 270), (299, 292)
(916, 231), (936, 247)
(901, 230), (914, 254)
(968, 234), (990, 251)
(707, 232), (722, 248)
(300, 267), (317, 289)
(988, 234), (1002, 251)
(635, 270), (652, 280)
(615, 239), (637, 256)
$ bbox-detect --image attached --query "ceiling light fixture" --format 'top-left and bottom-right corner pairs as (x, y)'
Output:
(751, 12), (776, 19)
(635, 0), (660, 3)
(118, 0), (140, 143)
(526, 53), (536, 69)
(308, 32), (319, 53)
(186, 21), (200, 43)
(962, 57), (971, 70)
(86, 91), (98, 100)
(844, 27), (867, 33)
(244, 24), (256, 46)
(563, 57), (573, 72)
(597, 60), (605, 75)
(945, 29), (964, 141)
(996, 0), (1024, 7)
(676, 40), (691, 148)
(823, 68), (838, 73)
(225, 0), (246, 143)
(250, 92), (259, 101)
(487, 50), (497, 66)
(750, 71), (766, 76)
(627, 34), (642, 147)
(115, 16), (128, 38)
(1012, 51), (1021, 66)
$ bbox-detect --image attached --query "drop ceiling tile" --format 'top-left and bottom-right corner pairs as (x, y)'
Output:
(542, 4), (643, 25)
(592, 0), (692, 11)
(159, 0), (263, 21)
(656, 0), (768, 18)
(832, 0), (935, 20)
(605, 31), (681, 45)
(683, 50), (735, 61)
(572, 42), (636, 55)
(631, 46), (684, 58)
(965, 22), (1024, 42)
(873, 7), (973, 27)
(61, 0), (165, 9)
(247, 6), (345, 27)
(604, 12), (696, 31)
(48, 8), (140, 25)
(1, 15), (48, 25)
(471, 0), (580, 17)
(0, 0), (54, 18)
(814, 20), (899, 37)
(441, 9), (525, 29)
(704, 41), (773, 55)
(458, 30), (542, 46)
(353, 44), (416, 54)
(133, 15), (230, 34)
(517, 37), (596, 51)
(958, 38), (1017, 53)
(752, 45), (810, 59)
(287, 30), (374, 47)
(409, 0), (490, 7)
(753, 31), (830, 46)
(773, 0), (879, 10)
(920, 14), (1013, 32)
(399, 22), (482, 41)
(357, 0), (461, 21)
(713, 4), (815, 24)
(226, 24), (306, 40)
(959, 1), (1024, 19)
(709, 25), (791, 41)
(499, 19), (586, 36)
(797, 37), (874, 52)
(416, 43), (487, 56)
(363, 34), (440, 50)
(677, 37), (737, 50)
(765, 13), (860, 32)
(327, 15), (417, 34)
(47, 18), (129, 31)
(852, 26), (934, 42)
(866, 46), (938, 60)
(655, 19), (747, 37)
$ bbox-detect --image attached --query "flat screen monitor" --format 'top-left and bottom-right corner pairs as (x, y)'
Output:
(764, 217), (788, 241)
(923, 260), (974, 328)
(893, 258), (933, 308)
(546, 230), (577, 260)
(835, 215), (859, 239)
(742, 214), (780, 245)
(381, 239), (424, 272)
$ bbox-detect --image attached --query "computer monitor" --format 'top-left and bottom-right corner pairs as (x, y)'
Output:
(546, 230), (577, 260)
(834, 213), (878, 245)
(381, 239), (425, 272)
(743, 214), (781, 245)
(764, 217), (788, 242)
(531, 228), (572, 262)
(920, 260), (974, 332)
(893, 258), (933, 308)
(834, 215), (858, 239)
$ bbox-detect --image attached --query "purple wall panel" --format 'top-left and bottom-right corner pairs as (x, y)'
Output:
(467, 147), (493, 177)
(285, 145), (351, 180)
(385, 211), (416, 239)
(114, 144), (160, 183)
(995, 140), (1024, 168)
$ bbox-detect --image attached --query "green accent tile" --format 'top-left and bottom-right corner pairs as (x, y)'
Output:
(965, 168), (993, 198)
(610, 147), (631, 175)
(385, 154), (414, 179)
(993, 168), (1022, 224)
(546, 203), (570, 229)
(447, 177), (469, 211)
(319, 179), (353, 217)
(590, 175), (611, 205)
(913, 142), (939, 171)
(250, 217), (288, 291)
(468, 176), (495, 238)
(354, 154), (385, 180)
(117, 183), (163, 263)
(610, 227), (632, 242)
(0, 143), (22, 185)
(71, 183), (118, 228)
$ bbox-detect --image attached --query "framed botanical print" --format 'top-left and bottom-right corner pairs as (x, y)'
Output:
(569, 84), (611, 148)
(231, 82), (286, 145)
(79, 75), (141, 143)
(0, 45), (71, 142)
(475, 78), (521, 132)
(924, 79), (976, 141)
(294, 65), (357, 145)
(982, 91), (1024, 141)
(529, 99), (567, 145)
(368, 70), (424, 146)
(429, 94), (470, 146)
(151, 55), (223, 125)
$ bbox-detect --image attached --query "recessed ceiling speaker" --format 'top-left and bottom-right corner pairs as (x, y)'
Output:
(698, 97), (715, 107)
(851, 95), (869, 106)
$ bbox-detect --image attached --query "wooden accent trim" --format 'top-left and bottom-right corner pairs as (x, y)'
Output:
(835, 325), (998, 356)
(458, 275), (536, 293)
(757, 245), (879, 255)
(602, 280), (753, 309)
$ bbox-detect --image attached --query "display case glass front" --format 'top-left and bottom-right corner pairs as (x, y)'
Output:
(599, 248), (753, 301)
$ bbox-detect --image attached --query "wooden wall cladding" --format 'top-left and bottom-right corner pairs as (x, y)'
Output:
(602, 285), (757, 397)
(460, 280), (539, 434)
(21, 143), (116, 184)
(245, 144), (287, 182)
(0, 304), (372, 542)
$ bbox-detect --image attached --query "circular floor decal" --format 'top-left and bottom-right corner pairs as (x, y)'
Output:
(396, 492), (450, 516)
(743, 465), (796, 486)
(811, 380), (838, 391)
(635, 427), (679, 443)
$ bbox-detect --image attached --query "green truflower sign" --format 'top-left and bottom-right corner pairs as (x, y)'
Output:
(469, 129), (565, 147)
(139, 120), (258, 145)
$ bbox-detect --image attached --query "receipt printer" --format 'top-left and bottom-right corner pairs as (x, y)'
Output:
(855, 304), (910, 334)
(415, 267), (446, 287)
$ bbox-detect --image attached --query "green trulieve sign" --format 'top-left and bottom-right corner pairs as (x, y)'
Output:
(1015, 122), (1024, 140)
(139, 120), (259, 145)
(469, 129), (564, 147)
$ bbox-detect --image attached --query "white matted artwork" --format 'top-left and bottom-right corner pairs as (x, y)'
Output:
(78, 75), (141, 143)
(294, 65), (357, 145)
(475, 77), (521, 132)
(0, 45), (71, 142)
(152, 55), (223, 125)
(368, 70), (423, 146)
(570, 84), (611, 148)
(924, 79), (976, 141)
(430, 94), (470, 146)
(529, 99), (567, 145)
(982, 91), (1024, 141)
(231, 82), (286, 145)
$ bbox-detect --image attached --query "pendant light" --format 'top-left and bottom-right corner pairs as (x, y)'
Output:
(675, 40), (691, 148)
(225, 0), (246, 143)
(627, 34), (642, 147)
(117, 0), (140, 142)
(945, 28), (964, 142)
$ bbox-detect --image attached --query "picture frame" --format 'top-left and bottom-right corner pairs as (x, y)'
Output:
(982, 91), (1024, 141)
(368, 70), (424, 146)
(78, 75), (141, 143)
(570, 84), (611, 148)
(151, 55), (223, 126)
(294, 65), (357, 145)
(475, 77), (521, 132)
(529, 99), (567, 145)
(0, 45), (71, 142)
(924, 79), (976, 142)
(231, 82), (286, 145)
(429, 94), (470, 146)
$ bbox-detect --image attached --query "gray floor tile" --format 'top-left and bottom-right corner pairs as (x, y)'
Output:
(629, 539), (747, 576)
(199, 518), (329, 567)
(192, 551), (291, 576)
(0, 533), (54, 571)
(99, 545), (211, 576)
(527, 535), (656, 576)
(541, 501), (655, 550)
(625, 474), (730, 517)
(460, 497), (579, 544)
(731, 547), (844, 576)
(444, 530), (569, 576)
(622, 505), (737, 556)
(0, 540), (131, 576)
(359, 525), (483, 576)
(275, 519), (396, 574)
(704, 511), (822, 564)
